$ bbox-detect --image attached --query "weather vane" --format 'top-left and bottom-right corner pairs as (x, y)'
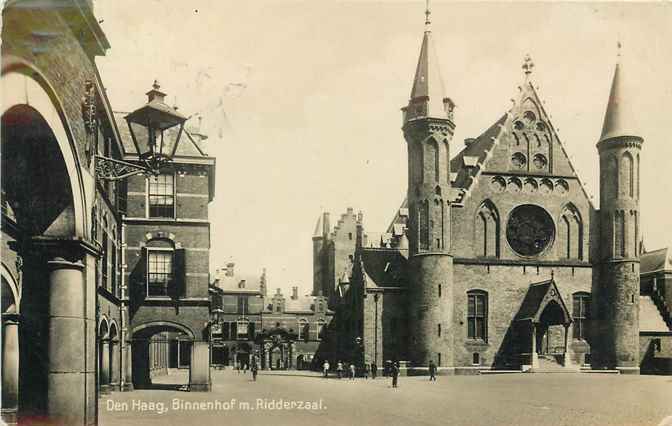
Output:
(425, 0), (431, 30)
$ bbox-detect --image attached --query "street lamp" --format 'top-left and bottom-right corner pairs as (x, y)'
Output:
(95, 80), (188, 180)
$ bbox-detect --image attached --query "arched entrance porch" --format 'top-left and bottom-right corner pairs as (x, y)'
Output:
(257, 328), (297, 370)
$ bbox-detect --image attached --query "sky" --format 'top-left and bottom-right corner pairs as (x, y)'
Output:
(95, 1), (672, 297)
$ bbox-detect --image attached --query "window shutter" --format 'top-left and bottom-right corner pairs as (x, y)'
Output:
(249, 322), (256, 340)
(172, 248), (186, 298)
(134, 246), (148, 301)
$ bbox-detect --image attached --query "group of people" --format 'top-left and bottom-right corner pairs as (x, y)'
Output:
(319, 359), (439, 388)
(235, 356), (260, 381)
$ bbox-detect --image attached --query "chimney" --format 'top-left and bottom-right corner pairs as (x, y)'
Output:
(291, 286), (298, 300)
(226, 262), (235, 277)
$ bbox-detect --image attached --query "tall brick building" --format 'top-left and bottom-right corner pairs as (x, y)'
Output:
(1, 1), (216, 424)
(319, 14), (671, 375)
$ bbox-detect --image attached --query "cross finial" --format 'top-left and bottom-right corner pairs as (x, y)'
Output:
(152, 79), (160, 90)
(522, 54), (534, 76)
(424, 0), (431, 30)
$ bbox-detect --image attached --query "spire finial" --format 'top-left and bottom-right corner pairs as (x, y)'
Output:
(522, 54), (534, 76)
(617, 40), (622, 61)
(152, 79), (160, 90)
(424, 0), (431, 31)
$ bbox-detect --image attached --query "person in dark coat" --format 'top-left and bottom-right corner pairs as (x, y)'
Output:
(371, 362), (377, 379)
(391, 361), (399, 388)
(429, 360), (437, 381)
(251, 358), (259, 381)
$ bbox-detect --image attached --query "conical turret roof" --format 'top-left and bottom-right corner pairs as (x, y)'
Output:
(599, 59), (640, 142)
(403, 12), (453, 124)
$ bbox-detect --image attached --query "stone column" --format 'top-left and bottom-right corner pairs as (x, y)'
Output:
(1, 313), (20, 426)
(264, 345), (270, 370)
(100, 339), (111, 394)
(189, 341), (211, 391)
(562, 324), (572, 367)
(121, 342), (133, 391)
(111, 340), (121, 390)
(531, 322), (539, 369)
(46, 255), (96, 425)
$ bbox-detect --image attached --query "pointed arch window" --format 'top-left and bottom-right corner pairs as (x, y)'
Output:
(610, 156), (619, 198)
(559, 204), (583, 260)
(297, 318), (309, 341)
(475, 201), (499, 258)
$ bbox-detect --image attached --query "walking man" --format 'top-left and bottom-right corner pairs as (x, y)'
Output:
(429, 360), (437, 382)
(391, 361), (399, 388)
(323, 360), (330, 378)
(364, 363), (370, 379)
(371, 362), (377, 379)
(349, 363), (356, 380)
(251, 358), (259, 382)
(337, 361), (343, 379)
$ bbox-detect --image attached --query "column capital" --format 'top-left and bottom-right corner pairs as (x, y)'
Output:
(47, 257), (85, 271)
(10, 237), (101, 264)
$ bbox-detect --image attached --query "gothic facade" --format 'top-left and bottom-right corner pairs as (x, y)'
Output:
(315, 19), (672, 375)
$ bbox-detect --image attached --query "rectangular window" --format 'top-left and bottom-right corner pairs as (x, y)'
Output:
(437, 323), (442, 337)
(316, 322), (324, 341)
(148, 173), (175, 218)
(147, 250), (173, 297)
(438, 284), (442, 298)
(573, 293), (590, 340)
(467, 292), (487, 341)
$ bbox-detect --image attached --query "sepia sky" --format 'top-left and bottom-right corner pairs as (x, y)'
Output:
(96, 1), (672, 296)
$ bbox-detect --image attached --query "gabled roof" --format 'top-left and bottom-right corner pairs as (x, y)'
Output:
(515, 279), (571, 324)
(641, 247), (672, 274)
(361, 248), (408, 289)
(448, 72), (595, 207)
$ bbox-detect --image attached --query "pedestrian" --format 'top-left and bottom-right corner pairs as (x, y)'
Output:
(323, 360), (330, 378)
(371, 362), (377, 379)
(391, 361), (399, 388)
(364, 363), (370, 379)
(429, 360), (437, 382)
(251, 359), (258, 382)
(349, 363), (356, 380)
(337, 361), (343, 379)
(235, 361), (240, 374)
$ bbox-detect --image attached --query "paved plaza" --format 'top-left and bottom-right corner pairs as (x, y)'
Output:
(99, 370), (672, 426)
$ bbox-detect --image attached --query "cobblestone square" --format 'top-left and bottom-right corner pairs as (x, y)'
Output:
(100, 370), (672, 426)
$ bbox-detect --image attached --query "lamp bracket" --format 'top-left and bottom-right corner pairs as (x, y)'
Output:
(95, 155), (151, 181)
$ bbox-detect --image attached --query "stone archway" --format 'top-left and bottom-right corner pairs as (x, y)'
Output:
(130, 321), (209, 391)
(2, 70), (97, 425)
(98, 319), (110, 394)
(108, 322), (120, 391)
